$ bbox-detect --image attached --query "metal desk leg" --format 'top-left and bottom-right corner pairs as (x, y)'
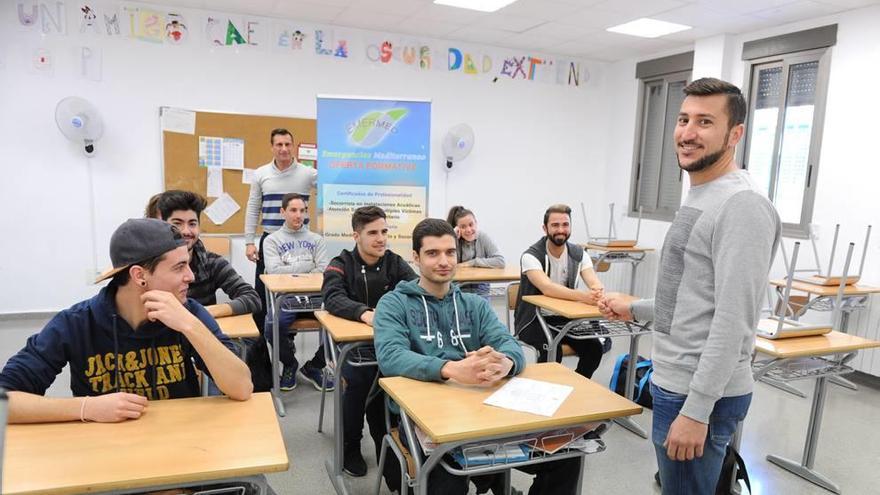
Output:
(613, 333), (648, 438)
(628, 259), (639, 296)
(829, 311), (858, 391)
(325, 342), (356, 495)
(766, 376), (840, 494)
(759, 376), (808, 398)
(267, 290), (286, 416)
(535, 311), (559, 362)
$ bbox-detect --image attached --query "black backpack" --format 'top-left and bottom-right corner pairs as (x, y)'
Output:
(715, 445), (751, 494)
(609, 354), (653, 409)
(242, 336), (273, 393)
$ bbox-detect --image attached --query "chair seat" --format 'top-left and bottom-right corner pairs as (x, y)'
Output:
(290, 318), (320, 332)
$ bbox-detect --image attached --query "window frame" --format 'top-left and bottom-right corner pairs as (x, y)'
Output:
(739, 46), (832, 238)
(628, 70), (692, 221)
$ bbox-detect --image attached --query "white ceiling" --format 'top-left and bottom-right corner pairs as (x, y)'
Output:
(161, 0), (879, 61)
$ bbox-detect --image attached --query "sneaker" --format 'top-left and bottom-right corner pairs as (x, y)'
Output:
(280, 365), (297, 391)
(300, 365), (335, 391)
(343, 444), (367, 477)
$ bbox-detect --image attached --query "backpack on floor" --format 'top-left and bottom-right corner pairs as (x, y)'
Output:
(715, 445), (752, 495)
(609, 354), (653, 409)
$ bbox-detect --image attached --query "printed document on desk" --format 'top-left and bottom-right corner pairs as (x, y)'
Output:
(484, 377), (573, 417)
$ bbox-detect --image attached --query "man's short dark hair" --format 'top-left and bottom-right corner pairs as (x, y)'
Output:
(412, 218), (456, 253)
(352, 205), (386, 231)
(157, 190), (207, 221)
(281, 193), (307, 210)
(110, 226), (185, 287)
(543, 204), (572, 226)
(683, 77), (747, 129)
(270, 128), (293, 144)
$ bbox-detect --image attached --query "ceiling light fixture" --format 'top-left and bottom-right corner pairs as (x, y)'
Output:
(433, 0), (519, 13)
(606, 18), (691, 38)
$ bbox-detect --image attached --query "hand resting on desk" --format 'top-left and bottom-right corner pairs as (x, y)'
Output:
(441, 345), (513, 387)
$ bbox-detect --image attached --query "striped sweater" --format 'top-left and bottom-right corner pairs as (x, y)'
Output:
(244, 160), (317, 244)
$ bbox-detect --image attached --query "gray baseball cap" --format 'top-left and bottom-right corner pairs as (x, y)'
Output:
(95, 218), (188, 283)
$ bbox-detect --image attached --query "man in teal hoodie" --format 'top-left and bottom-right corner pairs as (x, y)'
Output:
(374, 218), (580, 495)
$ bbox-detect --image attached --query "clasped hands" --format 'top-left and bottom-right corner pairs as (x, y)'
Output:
(441, 345), (513, 387)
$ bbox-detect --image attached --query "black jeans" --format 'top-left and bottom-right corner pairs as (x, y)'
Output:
(342, 358), (386, 457)
(520, 315), (604, 379)
(392, 425), (582, 495)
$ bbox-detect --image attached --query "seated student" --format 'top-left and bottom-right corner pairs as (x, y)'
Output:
(0, 219), (252, 424)
(322, 205), (418, 477)
(157, 190), (260, 318)
(514, 204), (606, 379)
(374, 218), (581, 495)
(263, 193), (331, 391)
(446, 205), (505, 268)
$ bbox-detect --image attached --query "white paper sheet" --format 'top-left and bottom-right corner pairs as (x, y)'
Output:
(242, 168), (255, 184)
(161, 108), (195, 135)
(206, 167), (223, 197)
(483, 377), (573, 417)
(204, 193), (240, 225)
(222, 138), (244, 169)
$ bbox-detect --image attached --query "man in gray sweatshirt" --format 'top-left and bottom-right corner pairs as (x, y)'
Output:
(263, 193), (330, 391)
(600, 78), (780, 494)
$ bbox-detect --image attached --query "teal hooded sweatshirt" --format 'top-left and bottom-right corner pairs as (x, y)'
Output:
(374, 279), (525, 382)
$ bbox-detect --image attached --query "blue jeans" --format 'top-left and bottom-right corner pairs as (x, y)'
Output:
(651, 382), (751, 495)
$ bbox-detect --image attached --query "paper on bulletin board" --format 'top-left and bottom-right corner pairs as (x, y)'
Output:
(204, 193), (240, 225)
(161, 107), (195, 135)
(207, 167), (223, 197)
(242, 168), (256, 184)
(199, 136), (223, 167)
(221, 138), (244, 169)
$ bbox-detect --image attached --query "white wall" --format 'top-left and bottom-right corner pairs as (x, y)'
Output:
(603, 5), (880, 375)
(0, 3), (609, 314)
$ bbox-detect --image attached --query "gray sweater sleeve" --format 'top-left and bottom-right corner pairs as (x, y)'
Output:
(680, 191), (779, 423)
(244, 170), (263, 244)
(472, 231), (505, 268)
(262, 235), (290, 274)
(630, 298), (654, 322)
(312, 235), (329, 273)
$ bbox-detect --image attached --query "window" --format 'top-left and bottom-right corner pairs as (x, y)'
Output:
(741, 26), (835, 237)
(629, 66), (691, 221)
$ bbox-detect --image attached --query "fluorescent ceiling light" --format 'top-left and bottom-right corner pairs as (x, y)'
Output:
(606, 18), (691, 38)
(434, 0), (519, 13)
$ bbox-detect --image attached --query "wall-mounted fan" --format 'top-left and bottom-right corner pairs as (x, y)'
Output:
(55, 96), (104, 157)
(442, 123), (475, 171)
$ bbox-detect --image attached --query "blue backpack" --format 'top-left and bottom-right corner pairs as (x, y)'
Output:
(609, 354), (653, 409)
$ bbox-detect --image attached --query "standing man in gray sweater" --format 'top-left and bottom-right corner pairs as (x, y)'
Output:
(245, 128), (318, 335)
(600, 78), (780, 494)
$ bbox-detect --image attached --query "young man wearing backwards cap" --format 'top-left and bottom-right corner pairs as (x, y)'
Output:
(0, 218), (253, 424)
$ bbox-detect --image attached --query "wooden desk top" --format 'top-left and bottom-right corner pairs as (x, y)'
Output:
(380, 362), (641, 444)
(521, 295), (602, 319)
(3, 393), (288, 495)
(216, 314), (260, 339)
(315, 310), (374, 342)
(454, 266), (521, 283)
(584, 243), (654, 253)
(769, 278), (880, 296)
(260, 273), (323, 293)
(755, 331), (880, 359)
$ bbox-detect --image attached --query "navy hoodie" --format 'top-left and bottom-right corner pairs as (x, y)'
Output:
(0, 286), (234, 400)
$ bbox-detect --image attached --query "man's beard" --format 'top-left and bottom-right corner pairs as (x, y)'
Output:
(677, 132), (730, 173)
(549, 233), (569, 247)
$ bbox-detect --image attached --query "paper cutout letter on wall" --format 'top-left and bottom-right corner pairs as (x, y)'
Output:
(80, 5), (98, 34)
(226, 20), (245, 45)
(380, 41), (393, 63)
(104, 11), (120, 35)
(448, 48), (462, 71)
(18, 2), (37, 26)
(41, 2), (66, 34)
(402, 46), (416, 65)
(165, 13), (187, 44)
(463, 53), (477, 75)
(335, 40), (348, 58)
(315, 30), (332, 55)
(420, 46), (431, 70)
(81, 46), (102, 81)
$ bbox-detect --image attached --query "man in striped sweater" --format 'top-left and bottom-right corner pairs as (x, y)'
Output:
(244, 128), (318, 331)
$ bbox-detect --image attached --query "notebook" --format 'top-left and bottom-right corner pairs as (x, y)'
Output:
(792, 274), (860, 287)
(589, 239), (638, 248)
